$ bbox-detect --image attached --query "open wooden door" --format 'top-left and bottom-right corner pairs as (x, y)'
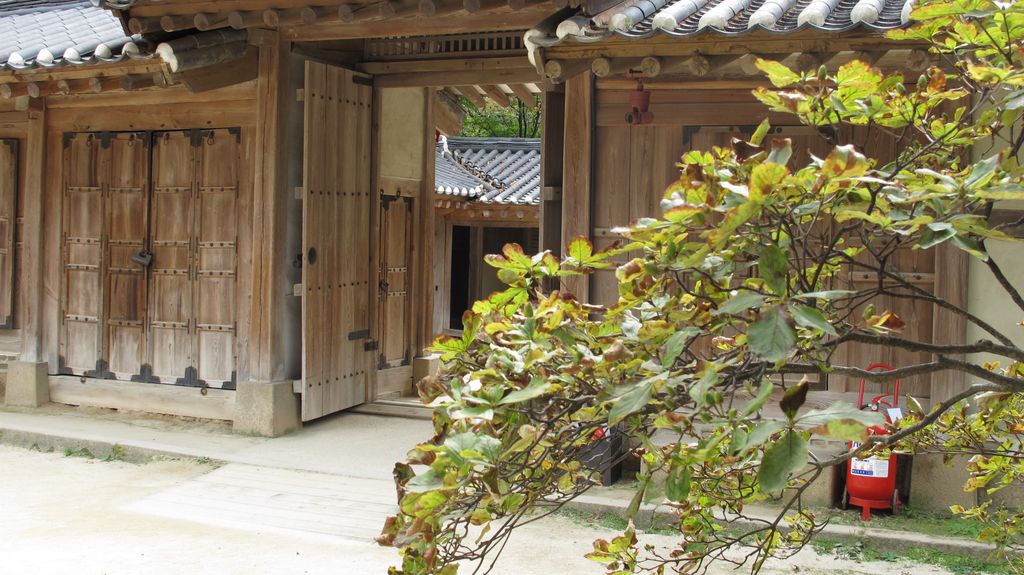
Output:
(0, 139), (17, 328)
(301, 61), (373, 421)
(377, 195), (413, 370)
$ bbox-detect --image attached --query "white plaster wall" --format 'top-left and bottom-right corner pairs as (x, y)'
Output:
(966, 240), (1024, 370)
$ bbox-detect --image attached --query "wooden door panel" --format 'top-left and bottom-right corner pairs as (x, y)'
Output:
(62, 134), (103, 374)
(194, 129), (239, 386)
(105, 134), (149, 377)
(0, 140), (17, 328)
(149, 132), (194, 383)
(379, 197), (412, 368)
(302, 61), (372, 420)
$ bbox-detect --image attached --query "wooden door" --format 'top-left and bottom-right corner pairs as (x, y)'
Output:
(61, 133), (105, 375)
(0, 139), (16, 328)
(194, 129), (239, 388)
(301, 61), (373, 421)
(149, 131), (195, 383)
(104, 133), (149, 378)
(377, 195), (413, 369)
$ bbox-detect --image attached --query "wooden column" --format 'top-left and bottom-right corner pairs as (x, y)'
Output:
(540, 87), (565, 262)
(561, 72), (593, 301)
(249, 32), (295, 383)
(19, 104), (45, 362)
(930, 243), (969, 402)
(416, 88), (436, 356)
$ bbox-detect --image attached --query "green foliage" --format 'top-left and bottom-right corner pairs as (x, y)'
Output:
(458, 97), (541, 138)
(381, 1), (1024, 573)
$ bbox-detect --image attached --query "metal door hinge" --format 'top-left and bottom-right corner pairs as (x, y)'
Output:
(363, 340), (378, 352)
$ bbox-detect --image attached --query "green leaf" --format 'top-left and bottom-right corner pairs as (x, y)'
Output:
(747, 307), (795, 362)
(567, 236), (594, 262)
(608, 378), (655, 425)
(918, 222), (956, 249)
(789, 304), (838, 336)
(765, 138), (793, 166)
(965, 154), (999, 191)
(757, 430), (809, 493)
(759, 245), (788, 295)
(744, 420), (787, 450)
(405, 470), (445, 493)
(796, 401), (886, 440)
(741, 378), (774, 417)
(793, 290), (856, 301)
(662, 327), (700, 368)
(665, 465), (692, 502)
(750, 119), (772, 146)
(756, 58), (801, 87)
(713, 291), (766, 316)
(498, 376), (554, 405)
(750, 163), (789, 200)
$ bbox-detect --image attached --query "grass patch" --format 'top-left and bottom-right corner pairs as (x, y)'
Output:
(819, 505), (985, 540)
(63, 447), (95, 459)
(811, 539), (1014, 574)
(102, 444), (127, 462)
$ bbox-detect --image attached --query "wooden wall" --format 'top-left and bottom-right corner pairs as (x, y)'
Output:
(569, 82), (968, 400)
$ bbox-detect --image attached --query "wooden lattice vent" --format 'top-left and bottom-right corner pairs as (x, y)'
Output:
(364, 31), (525, 60)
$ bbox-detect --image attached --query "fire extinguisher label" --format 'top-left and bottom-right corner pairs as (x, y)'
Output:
(851, 457), (890, 478)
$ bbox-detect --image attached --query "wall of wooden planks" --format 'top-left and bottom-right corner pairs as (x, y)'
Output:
(577, 84), (969, 400)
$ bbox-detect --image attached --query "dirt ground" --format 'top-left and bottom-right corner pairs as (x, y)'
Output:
(0, 444), (955, 575)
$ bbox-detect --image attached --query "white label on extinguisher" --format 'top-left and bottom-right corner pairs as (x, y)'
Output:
(849, 442), (890, 478)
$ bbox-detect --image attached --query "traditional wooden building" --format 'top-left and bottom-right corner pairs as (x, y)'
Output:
(432, 136), (539, 336)
(1, 0), (1017, 438)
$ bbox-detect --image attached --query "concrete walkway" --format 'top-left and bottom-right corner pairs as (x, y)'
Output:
(0, 404), (997, 560)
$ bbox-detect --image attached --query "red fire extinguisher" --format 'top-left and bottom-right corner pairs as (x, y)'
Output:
(842, 363), (902, 521)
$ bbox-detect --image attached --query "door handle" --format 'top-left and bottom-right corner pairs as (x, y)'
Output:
(307, 247), (317, 265)
(379, 280), (389, 293)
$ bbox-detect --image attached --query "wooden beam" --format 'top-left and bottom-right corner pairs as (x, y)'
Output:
(88, 77), (123, 94)
(55, 78), (91, 96)
(301, 6), (338, 23)
(128, 16), (161, 35)
(640, 55), (711, 77)
(435, 89), (467, 135)
(159, 14), (193, 32)
(453, 85), (487, 108)
(195, 12), (229, 31)
(480, 84), (510, 107)
(508, 83), (538, 107)
(121, 74), (156, 91)
(463, 0), (506, 12)
(229, 10), (264, 29)
(794, 52), (835, 71)
(906, 48), (931, 71)
(0, 83), (28, 100)
(263, 8), (305, 27)
(544, 58), (591, 83)
(591, 57), (642, 78)
(419, 0), (464, 17)
(286, 4), (553, 39)
(359, 57), (529, 75)
(178, 47), (259, 93)
(25, 82), (46, 99)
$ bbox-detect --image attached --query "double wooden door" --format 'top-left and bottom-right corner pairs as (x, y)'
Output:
(0, 139), (17, 328)
(61, 129), (239, 389)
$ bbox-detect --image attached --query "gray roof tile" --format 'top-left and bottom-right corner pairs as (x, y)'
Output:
(435, 137), (541, 206)
(0, 0), (152, 70)
(543, 0), (912, 43)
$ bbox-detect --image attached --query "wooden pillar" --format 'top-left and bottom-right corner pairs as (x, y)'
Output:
(930, 243), (969, 402)
(561, 72), (593, 301)
(415, 88), (436, 356)
(539, 87), (565, 262)
(19, 104), (45, 362)
(249, 31), (295, 384)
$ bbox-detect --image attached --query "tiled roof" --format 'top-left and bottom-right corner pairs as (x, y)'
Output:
(542, 0), (912, 43)
(0, 0), (151, 71)
(435, 136), (541, 206)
